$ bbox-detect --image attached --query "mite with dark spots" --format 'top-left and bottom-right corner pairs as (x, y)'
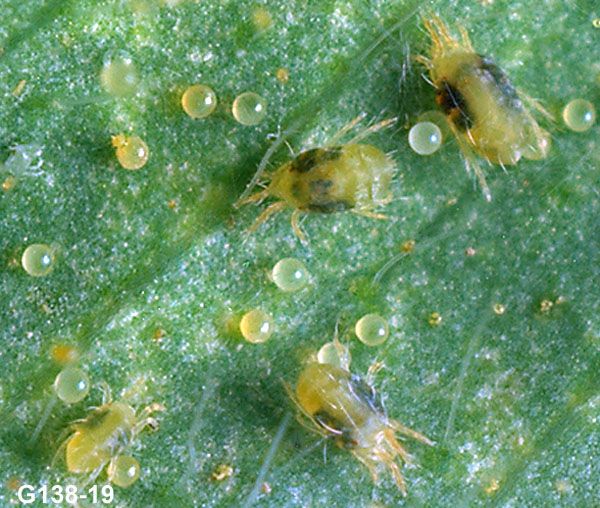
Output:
(237, 117), (397, 242)
(289, 147), (343, 173)
(436, 80), (474, 131)
(286, 362), (434, 495)
(417, 13), (551, 200)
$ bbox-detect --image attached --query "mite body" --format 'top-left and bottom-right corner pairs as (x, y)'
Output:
(64, 384), (162, 484)
(266, 144), (394, 214)
(238, 117), (397, 242)
(418, 14), (551, 200)
(290, 363), (433, 495)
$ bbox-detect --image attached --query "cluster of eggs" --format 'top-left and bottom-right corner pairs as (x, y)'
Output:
(100, 55), (268, 171)
(108, 84), (268, 170)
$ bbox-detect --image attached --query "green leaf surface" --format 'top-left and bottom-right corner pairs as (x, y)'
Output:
(1, 0), (599, 506)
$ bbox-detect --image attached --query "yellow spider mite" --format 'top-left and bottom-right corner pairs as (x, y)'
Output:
(287, 362), (434, 495)
(237, 114), (397, 242)
(63, 382), (163, 485)
(418, 13), (551, 200)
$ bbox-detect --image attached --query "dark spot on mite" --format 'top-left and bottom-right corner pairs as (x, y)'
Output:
(349, 375), (385, 415)
(305, 179), (351, 213)
(290, 181), (303, 198)
(314, 410), (357, 449)
(82, 407), (111, 429)
(309, 179), (334, 197)
(290, 149), (320, 174)
(338, 432), (358, 449)
(306, 201), (350, 213)
(436, 80), (474, 131)
(314, 410), (342, 434)
(478, 55), (522, 110)
(290, 147), (343, 173)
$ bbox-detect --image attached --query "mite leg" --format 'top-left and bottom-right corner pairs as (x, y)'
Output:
(459, 27), (474, 52)
(452, 125), (492, 202)
(352, 451), (380, 485)
(99, 381), (112, 405)
(382, 428), (413, 465)
(351, 208), (388, 220)
(347, 116), (398, 144)
(245, 201), (287, 240)
(290, 208), (308, 244)
(235, 189), (270, 208)
(327, 112), (367, 147)
(387, 459), (408, 496)
(390, 420), (435, 447)
(134, 403), (165, 434)
(464, 157), (491, 202)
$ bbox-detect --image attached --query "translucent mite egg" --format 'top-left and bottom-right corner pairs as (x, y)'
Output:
(100, 58), (139, 97)
(232, 92), (267, 126)
(272, 258), (309, 291)
(107, 455), (140, 487)
(408, 121), (443, 155)
(418, 110), (451, 139)
(181, 84), (217, 119)
(355, 313), (389, 346)
(54, 367), (90, 404)
(112, 133), (149, 170)
(317, 340), (351, 369)
(562, 99), (596, 132)
(493, 303), (506, 315)
(21, 243), (55, 277)
(240, 309), (274, 343)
